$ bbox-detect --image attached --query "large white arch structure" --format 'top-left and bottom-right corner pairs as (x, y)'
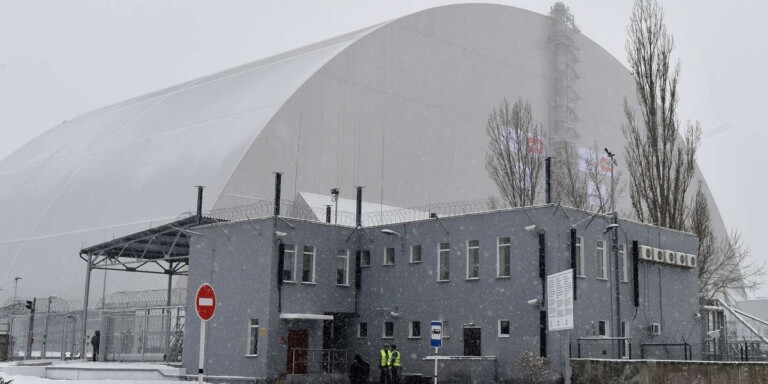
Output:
(0, 3), (724, 301)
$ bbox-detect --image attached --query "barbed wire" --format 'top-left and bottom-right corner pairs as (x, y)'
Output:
(205, 196), (511, 227)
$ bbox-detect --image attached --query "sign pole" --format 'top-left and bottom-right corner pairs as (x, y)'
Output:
(198, 320), (206, 384)
(430, 321), (442, 384)
(434, 347), (438, 384)
(194, 283), (216, 384)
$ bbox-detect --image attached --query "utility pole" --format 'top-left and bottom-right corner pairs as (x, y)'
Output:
(605, 148), (620, 357)
(25, 298), (36, 360)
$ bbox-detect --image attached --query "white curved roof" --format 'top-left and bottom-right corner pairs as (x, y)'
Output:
(0, 3), (725, 300)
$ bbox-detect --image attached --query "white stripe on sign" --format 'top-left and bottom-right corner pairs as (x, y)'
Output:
(198, 298), (214, 306)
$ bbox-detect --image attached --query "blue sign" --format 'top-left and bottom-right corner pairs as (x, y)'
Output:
(430, 321), (443, 348)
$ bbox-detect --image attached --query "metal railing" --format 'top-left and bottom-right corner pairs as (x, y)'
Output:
(290, 348), (348, 375)
(640, 343), (692, 361)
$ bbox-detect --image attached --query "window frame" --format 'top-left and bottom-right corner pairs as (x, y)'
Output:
(301, 245), (316, 284)
(466, 240), (480, 280)
(383, 247), (396, 266)
(360, 250), (371, 267)
(438, 242), (450, 282)
(409, 321), (422, 339)
(596, 240), (607, 280)
(441, 320), (450, 339)
(497, 237), (511, 278)
(382, 321), (394, 339)
(336, 249), (350, 286)
(410, 244), (422, 263)
(598, 320), (610, 337)
(498, 320), (511, 338)
(619, 244), (628, 283)
(246, 319), (259, 356)
(358, 322), (368, 338)
(282, 244), (297, 283)
(576, 236), (585, 277)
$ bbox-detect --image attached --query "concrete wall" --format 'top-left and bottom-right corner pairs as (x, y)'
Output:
(184, 205), (701, 382)
(571, 359), (768, 384)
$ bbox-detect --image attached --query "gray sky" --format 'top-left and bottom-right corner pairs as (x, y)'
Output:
(1, 1), (767, 296)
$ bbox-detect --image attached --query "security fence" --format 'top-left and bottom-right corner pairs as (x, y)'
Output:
(0, 289), (186, 363)
(640, 343), (692, 360)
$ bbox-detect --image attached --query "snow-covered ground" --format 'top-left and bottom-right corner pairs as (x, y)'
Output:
(0, 361), (203, 383)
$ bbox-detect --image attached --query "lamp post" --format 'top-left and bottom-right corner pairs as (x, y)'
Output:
(604, 148), (620, 357)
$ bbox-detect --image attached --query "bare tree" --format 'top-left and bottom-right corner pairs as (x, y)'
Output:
(554, 141), (624, 213)
(689, 184), (764, 302)
(485, 98), (543, 207)
(622, 0), (701, 230)
(516, 351), (550, 384)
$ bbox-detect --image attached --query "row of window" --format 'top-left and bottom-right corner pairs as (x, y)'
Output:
(356, 319), (515, 339)
(280, 238), (631, 286)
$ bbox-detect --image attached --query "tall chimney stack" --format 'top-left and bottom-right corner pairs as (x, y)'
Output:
(273, 173), (282, 216)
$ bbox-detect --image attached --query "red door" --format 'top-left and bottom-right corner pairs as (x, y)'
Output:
(286, 330), (309, 374)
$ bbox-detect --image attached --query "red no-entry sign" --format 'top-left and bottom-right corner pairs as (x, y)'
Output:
(195, 283), (217, 321)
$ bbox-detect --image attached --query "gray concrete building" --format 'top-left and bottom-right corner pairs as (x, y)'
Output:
(183, 204), (700, 382)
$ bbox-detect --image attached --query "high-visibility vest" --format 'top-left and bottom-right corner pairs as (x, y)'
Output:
(380, 349), (388, 366)
(389, 350), (401, 367)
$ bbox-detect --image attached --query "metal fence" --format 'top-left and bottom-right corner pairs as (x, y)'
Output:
(0, 288), (187, 363)
(640, 343), (692, 360)
(290, 349), (348, 374)
(573, 337), (630, 359)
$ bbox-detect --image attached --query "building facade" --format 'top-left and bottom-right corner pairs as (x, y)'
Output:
(183, 205), (700, 382)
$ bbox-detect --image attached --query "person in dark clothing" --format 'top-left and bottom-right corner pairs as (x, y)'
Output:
(91, 330), (100, 362)
(388, 344), (401, 384)
(348, 354), (370, 384)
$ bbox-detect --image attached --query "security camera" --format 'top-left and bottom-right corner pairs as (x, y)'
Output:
(381, 229), (401, 237)
(275, 231), (288, 237)
(707, 330), (721, 339)
(527, 298), (540, 306)
(525, 224), (537, 232)
(604, 223), (618, 233)
(390, 311), (400, 318)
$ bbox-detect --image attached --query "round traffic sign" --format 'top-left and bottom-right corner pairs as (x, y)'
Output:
(195, 283), (217, 321)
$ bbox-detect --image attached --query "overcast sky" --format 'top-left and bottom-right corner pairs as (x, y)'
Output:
(1, 1), (767, 297)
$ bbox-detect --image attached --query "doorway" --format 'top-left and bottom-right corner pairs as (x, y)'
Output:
(286, 330), (309, 374)
(463, 327), (481, 356)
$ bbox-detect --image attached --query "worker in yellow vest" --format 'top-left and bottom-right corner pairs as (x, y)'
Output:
(379, 344), (390, 384)
(388, 344), (401, 384)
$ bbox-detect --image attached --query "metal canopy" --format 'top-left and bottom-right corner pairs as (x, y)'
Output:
(79, 215), (221, 276)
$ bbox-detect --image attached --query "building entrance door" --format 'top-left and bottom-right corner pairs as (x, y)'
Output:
(286, 330), (309, 374)
(463, 327), (481, 356)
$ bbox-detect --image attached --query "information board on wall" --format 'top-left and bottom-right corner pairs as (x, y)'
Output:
(547, 269), (574, 331)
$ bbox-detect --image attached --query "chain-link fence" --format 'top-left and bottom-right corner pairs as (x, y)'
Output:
(0, 289), (186, 363)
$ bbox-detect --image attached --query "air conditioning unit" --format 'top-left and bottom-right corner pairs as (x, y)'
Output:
(675, 252), (687, 267)
(648, 323), (661, 336)
(640, 245), (654, 261)
(687, 254), (698, 268)
(654, 248), (665, 263)
(664, 250), (676, 264)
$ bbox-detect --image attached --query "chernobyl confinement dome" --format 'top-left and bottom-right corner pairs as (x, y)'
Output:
(0, 3), (725, 300)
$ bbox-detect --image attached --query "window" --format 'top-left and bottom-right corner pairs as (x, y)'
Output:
(441, 320), (450, 338)
(383, 321), (394, 338)
(619, 244), (628, 283)
(497, 237), (511, 277)
(247, 319), (259, 356)
(410, 245), (422, 263)
(575, 237), (585, 277)
(466, 240), (480, 279)
(596, 240), (607, 280)
(438, 243), (450, 281)
(598, 320), (609, 337)
(358, 322), (368, 338)
(621, 321), (630, 358)
(498, 320), (510, 337)
(384, 247), (396, 266)
(282, 244), (296, 282)
(361, 250), (371, 267)
(302, 246), (315, 283)
(336, 250), (349, 286)
(409, 321), (421, 338)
